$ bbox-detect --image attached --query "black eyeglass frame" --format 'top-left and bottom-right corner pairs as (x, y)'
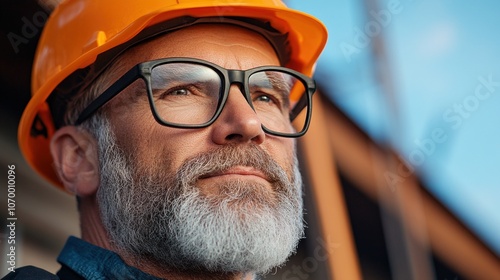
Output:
(75, 57), (316, 137)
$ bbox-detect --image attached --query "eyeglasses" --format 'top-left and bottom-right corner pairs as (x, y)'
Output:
(75, 57), (316, 137)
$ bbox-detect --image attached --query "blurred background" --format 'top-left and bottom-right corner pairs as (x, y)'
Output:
(1, 0), (499, 279)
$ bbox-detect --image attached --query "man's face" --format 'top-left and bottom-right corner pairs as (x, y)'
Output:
(108, 23), (297, 182)
(95, 24), (303, 274)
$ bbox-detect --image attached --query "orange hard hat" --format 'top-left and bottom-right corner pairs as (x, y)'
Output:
(18, 0), (328, 189)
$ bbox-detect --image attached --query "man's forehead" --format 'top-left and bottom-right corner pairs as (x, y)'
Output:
(120, 24), (281, 69)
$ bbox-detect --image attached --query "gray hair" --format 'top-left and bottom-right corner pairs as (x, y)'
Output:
(63, 58), (128, 130)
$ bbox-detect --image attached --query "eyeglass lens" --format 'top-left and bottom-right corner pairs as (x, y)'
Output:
(149, 62), (308, 135)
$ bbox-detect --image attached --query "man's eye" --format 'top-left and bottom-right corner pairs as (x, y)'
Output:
(253, 90), (284, 107)
(168, 88), (190, 96)
(157, 87), (194, 99)
(255, 94), (273, 103)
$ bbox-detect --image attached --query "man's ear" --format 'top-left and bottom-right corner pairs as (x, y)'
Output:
(50, 126), (100, 197)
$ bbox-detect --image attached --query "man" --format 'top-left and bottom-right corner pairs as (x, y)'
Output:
(8, 0), (327, 279)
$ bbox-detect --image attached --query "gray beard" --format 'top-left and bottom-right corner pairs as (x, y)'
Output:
(93, 119), (304, 274)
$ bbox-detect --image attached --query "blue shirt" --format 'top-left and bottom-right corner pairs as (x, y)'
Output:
(57, 236), (162, 280)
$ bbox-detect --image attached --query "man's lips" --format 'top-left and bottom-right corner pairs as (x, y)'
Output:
(199, 166), (270, 182)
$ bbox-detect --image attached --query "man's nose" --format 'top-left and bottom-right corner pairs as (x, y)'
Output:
(210, 84), (265, 145)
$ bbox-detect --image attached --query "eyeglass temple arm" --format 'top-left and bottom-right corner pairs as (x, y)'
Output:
(75, 66), (142, 125)
(289, 85), (316, 122)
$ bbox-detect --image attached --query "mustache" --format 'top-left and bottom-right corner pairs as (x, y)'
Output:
(176, 144), (290, 186)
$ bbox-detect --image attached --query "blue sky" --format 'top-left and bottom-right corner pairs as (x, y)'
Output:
(287, 0), (500, 254)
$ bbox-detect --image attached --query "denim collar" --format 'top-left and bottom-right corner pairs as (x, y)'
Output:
(57, 236), (163, 280)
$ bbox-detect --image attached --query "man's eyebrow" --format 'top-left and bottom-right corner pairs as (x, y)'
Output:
(251, 72), (291, 92)
(268, 72), (292, 93)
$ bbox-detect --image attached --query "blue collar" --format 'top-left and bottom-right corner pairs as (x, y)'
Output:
(57, 236), (162, 280)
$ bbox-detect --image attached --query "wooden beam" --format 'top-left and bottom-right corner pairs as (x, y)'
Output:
(297, 93), (362, 280)
(321, 99), (500, 279)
